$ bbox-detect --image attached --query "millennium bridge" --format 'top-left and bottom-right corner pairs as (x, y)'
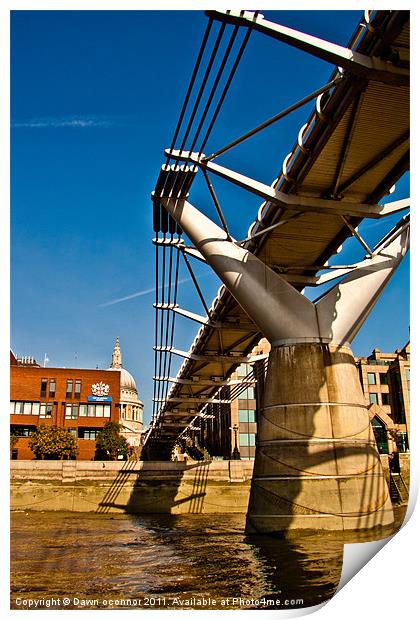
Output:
(143, 10), (409, 534)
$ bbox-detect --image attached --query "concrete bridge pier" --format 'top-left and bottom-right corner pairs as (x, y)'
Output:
(246, 342), (394, 533)
(159, 196), (408, 534)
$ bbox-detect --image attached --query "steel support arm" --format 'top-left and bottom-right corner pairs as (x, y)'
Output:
(160, 197), (319, 344)
(316, 216), (410, 344)
(154, 344), (271, 364)
(206, 10), (409, 86)
(159, 196), (409, 347)
(154, 376), (256, 386)
(165, 150), (408, 219)
(172, 306), (258, 331)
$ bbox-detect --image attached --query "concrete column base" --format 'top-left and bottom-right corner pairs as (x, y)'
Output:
(246, 343), (394, 535)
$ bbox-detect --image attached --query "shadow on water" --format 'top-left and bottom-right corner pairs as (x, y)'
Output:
(133, 513), (345, 609)
(243, 532), (344, 608)
(10, 511), (344, 610)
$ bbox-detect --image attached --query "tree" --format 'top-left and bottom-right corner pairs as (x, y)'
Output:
(28, 425), (78, 460)
(95, 421), (128, 461)
(10, 433), (19, 457)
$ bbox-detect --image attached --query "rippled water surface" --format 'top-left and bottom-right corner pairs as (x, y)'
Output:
(10, 511), (348, 610)
(10, 508), (406, 610)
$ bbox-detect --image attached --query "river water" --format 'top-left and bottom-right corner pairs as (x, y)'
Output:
(10, 510), (403, 611)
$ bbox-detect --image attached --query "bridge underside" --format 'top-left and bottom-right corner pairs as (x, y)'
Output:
(144, 10), (409, 535)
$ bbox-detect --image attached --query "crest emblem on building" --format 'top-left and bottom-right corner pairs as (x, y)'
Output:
(91, 382), (110, 397)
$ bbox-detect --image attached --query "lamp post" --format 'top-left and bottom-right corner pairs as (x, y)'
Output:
(230, 424), (241, 460)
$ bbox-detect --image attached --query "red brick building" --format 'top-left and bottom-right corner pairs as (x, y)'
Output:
(10, 352), (121, 460)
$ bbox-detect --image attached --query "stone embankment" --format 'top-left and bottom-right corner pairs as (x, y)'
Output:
(10, 454), (409, 514)
(10, 460), (254, 514)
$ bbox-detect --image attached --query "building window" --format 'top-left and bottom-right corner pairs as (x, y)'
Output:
(369, 393), (378, 405)
(239, 386), (255, 399)
(39, 403), (53, 418)
(79, 428), (101, 440)
(367, 373), (376, 385)
(371, 417), (388, 454)
(76, 404), (110, 418)
(10, 425), (36, 437)
(49, 379), (56, 398)
(239, 433), (256, 447)
(66, 380), (73, 399)
(380, 374), (388, 385)
(239, 409), (256, 423)
(65, 404), (78, 420)
(405, 368), (410, 382)
(368, 359), (390, 366)
(237, 363), (251, 378)
(11, 401), (42, 416)
(68, 428), (77, 438)
(382, 393), (390, 406)
(74, 380), (81, 399)
(40, 379), (48, 397)
(396, 432), (409, 453)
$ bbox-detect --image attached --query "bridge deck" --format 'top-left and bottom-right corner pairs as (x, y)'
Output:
(146, 10), (409, 451)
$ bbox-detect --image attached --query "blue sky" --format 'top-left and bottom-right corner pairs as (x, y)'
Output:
(10, 10), (410, 424)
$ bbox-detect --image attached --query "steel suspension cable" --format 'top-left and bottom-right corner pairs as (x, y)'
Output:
(174, 21), (227, 162)
(156, 234), (167, 415)
(160, 237), (175, 407)
(187, 23), (241, 157)
(199, 23), (253, 156)
(202, 168), (231, 238)
(165, 239), (181, 402)
(153, 15), (253, 425)
(166, 18), (214, 164)
(204, 75), (343, 163)
(152, 240), (159, 423)
(154, 20), (214, 412)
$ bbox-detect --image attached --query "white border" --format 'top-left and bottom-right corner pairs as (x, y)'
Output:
(2, 2), (417, 619)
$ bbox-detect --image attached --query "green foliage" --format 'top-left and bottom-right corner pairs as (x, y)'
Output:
(28, 425), (78, 460)
(95, 421), (128, 461)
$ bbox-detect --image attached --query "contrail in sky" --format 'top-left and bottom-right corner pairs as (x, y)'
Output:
(11, 115), (135, 129)
(98, 275), (210, 308)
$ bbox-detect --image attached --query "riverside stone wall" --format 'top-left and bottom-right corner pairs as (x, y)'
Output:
(10, 460), (254, 514)
(10, 456), (409, 514)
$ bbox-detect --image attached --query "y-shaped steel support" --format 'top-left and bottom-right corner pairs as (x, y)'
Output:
(161, 196), (409, 534)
